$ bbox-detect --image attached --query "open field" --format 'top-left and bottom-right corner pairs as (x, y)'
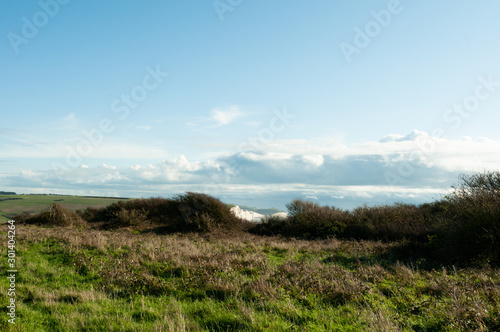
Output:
(1, 226), (499, 331)
(0, 195), (130, 223)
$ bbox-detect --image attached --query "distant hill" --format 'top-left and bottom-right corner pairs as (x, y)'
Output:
(0, 191), (16, 195)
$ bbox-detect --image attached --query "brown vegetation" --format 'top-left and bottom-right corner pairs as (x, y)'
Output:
(11, 226), (500, 331)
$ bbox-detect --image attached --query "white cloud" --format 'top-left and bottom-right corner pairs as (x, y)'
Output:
(379, 130), (429, 143)
(301, 154), (324, 167)
(210, 105), (245, 126)
(3, 130), (500, 209)
(99, 163), (117, 170)
(330, 193), (345, 200)
(137, 125), (152, 131)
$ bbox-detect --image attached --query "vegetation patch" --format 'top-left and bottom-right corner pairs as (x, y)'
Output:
(254, 171), (500, 268)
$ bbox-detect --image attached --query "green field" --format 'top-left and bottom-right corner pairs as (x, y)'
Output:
(0, 195), (130, 223)
(1, 226), (499, 331)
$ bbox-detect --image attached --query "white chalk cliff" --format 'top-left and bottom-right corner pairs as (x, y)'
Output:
(230, 206), (287, 222)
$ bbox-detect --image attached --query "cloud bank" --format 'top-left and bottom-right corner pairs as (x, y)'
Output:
(2, 130), (499, 209)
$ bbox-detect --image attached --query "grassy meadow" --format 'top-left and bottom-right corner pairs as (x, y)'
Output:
(1, 172), (500, 331)
(2, 226), (500, 331)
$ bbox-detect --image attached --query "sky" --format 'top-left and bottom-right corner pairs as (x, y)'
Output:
(1, 0), (500, 210)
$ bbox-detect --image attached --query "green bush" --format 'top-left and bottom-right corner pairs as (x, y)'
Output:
(437, 171), (500, 265)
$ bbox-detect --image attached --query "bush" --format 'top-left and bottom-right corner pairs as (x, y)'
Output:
(346, 203), (437, 242)
(287, 199), (350, 238)
(254, 172), (500, 266)
(175, 192), (242, 232)
(253, 199), (349, 239)
(13, 211), (33, 223)
(78, 198), (177, 228)
(437, 171), (500, 265)
(251, 214), (290, 237)
(20, 203), (85, 227)
(253, 199), (440, 241)
(78, 193), (243, 232)
(110, 207), (149, 228)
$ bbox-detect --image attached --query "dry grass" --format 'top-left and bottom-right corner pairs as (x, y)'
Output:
(6, 225), (499, 331)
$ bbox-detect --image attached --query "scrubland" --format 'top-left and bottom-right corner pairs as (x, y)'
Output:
(2, 172), (500, 331)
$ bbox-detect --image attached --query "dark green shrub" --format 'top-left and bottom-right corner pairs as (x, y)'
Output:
(438, 171), (500, 265)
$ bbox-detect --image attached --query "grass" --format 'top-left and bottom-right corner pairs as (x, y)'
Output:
(1, 226), (500, 331)
(0, 195), (130, 223)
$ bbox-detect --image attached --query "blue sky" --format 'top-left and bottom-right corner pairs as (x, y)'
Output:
(1, 0), (500, 210)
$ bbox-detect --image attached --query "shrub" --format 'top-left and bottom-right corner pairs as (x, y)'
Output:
(346, 203), (437, 242)
(79, 198), (177, 228)
(253, 199), (349, 239)
(254, 171), (500, 266)
(438, 171), (500, 265)
(175, 192), (242, 232)
(287, 199), (350, 238)
(110, 207), (149, 228)
(254, 199), (441, 241)
(13, 211), (33, 223)
(250, 214), (289, 236)
(78, 193), (243, 233)
(20, 203), (85, 227)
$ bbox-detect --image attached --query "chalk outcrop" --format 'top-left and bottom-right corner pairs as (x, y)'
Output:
(230, 206), (287, 222)
(230, 206), (263, 221)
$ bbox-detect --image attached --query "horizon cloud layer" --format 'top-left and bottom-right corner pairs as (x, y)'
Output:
(2, 130), (499, 209)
